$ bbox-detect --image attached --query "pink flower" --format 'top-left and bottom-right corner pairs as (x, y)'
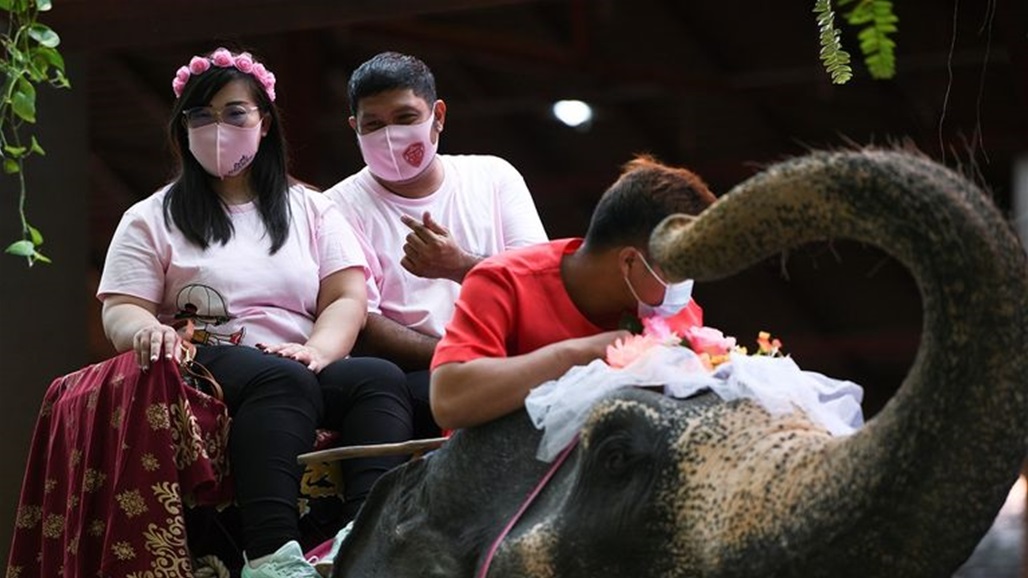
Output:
(641, 316), (681, 345)
(188, 56), (210, 75)
(171, 50), (276, 102)
(606, 334), (659, 369)
(210, 48), (234, 67)
(234, 53), (254, 73)
(684, 326), (736, 356)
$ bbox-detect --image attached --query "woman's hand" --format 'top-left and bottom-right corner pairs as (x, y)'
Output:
(258, 342), (329, 373)
(132, 323), (181, 370)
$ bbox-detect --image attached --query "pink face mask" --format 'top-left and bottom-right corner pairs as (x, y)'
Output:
(356, 115), (438, 183)
(188, 123), (262, 179)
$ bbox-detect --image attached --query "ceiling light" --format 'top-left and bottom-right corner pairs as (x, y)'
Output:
(552, 99), (593, 128)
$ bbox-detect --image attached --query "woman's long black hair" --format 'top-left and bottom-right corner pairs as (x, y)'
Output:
(163, 52), (291, 253)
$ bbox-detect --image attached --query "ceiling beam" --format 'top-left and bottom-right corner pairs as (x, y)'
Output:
(44, 0), (551, 51)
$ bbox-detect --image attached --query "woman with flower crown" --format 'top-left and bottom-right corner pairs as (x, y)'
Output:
(97, 47), (413, 577)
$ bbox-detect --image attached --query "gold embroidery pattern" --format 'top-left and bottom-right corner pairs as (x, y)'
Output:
(5, 565), (22, 578)
(41, 513), (65, 539)
(39, 398), (54, 418)
(115, 489), (148, 518)
(125, 482), (192, 578)
(168, 399), (207, 470)
(111, 373), (125, 388)
(44, 478), (57, 493)
(86, 389), (100, 410)
(141, 453), (160, 472)
(15, 505), (41, 529)
(83, 468), (107, 493)
(146, 403), (171, 431)
(69, 448), (83, 467)
(87, 519), (105, 538)
(210, 412), (231, 481)
(67, 494), (79, 510)
(111, 406), (125, 429)
(67, 532), (79, 555)
(112, 541), (136, 561)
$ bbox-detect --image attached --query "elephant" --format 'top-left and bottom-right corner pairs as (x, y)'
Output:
(330, 148), (1028, 577)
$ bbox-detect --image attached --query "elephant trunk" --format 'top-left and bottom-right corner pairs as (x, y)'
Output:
(650, 149), (1028, 575)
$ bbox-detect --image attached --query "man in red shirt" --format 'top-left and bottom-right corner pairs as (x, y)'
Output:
(430, 156), (717, 430)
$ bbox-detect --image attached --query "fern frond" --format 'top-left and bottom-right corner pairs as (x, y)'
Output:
(843, 0), (898, 79)
(814, 0), (853, 84)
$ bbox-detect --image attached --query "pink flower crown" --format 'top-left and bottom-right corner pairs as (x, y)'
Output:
(171, 47), (277, 102)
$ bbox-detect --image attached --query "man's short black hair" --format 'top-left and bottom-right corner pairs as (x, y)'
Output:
(348, 51), (437, 115)
(583, 155), (716, 252)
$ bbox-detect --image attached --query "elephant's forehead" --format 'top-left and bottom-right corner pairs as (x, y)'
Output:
(663, 400), (835, 563)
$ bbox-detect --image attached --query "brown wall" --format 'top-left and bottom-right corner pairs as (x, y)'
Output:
(0, 55), (88, 566)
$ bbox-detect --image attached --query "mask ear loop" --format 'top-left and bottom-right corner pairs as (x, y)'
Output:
(635, 251), (669, 288)
(623, 249), (662, 306)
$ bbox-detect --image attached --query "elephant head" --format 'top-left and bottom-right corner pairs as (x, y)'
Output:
(333, 149), (1028, 577)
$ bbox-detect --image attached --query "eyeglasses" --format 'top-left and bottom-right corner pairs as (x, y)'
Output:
(182, 104), (261, 128)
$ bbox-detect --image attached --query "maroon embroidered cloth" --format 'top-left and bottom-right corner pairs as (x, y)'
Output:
(6, 352), (231, 578)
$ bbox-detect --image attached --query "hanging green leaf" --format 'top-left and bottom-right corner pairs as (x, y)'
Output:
(814, 0), (854, 84)
(3, 158), (20, 174)
(29, 135), (44, 155)
(4, 144), (27, 157)
(12, 77), (37, 122)
(27, 24), (60, 48)
(28, 224), (43, 245)
(842, 0), (898, 79)
(5, 239), (35, 257)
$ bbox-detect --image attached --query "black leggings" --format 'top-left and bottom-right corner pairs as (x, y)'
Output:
(195, 346), (411, 558)
(320, 357), (413, 522)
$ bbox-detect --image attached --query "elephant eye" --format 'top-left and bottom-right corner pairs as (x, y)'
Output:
(596, 433), (641, 478)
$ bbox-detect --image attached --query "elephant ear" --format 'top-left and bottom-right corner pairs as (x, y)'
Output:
(650, 149), (1028, 577)
(332, 457), (462, 578)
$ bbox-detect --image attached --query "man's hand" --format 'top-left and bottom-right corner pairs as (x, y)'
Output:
(400, 211), (479, 282)
(564, 330), (634, 367)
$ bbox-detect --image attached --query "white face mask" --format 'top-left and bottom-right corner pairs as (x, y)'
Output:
(356, 114), (438, 183)
(624, 251), (695, 319)
(188, 123), (262, 179)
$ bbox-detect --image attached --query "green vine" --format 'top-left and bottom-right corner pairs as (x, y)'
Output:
(815, 0), (899, 84)
(1, 0), (68, 265)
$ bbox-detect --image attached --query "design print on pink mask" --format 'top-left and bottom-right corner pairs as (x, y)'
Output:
(357, 115), (438, 183)
(188, 123), (262, 179)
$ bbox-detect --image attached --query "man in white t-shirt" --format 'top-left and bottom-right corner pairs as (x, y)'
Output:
(325, 51), (548, 438)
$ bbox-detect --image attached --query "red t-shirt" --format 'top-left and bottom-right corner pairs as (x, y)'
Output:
(431, 238), (703, 368)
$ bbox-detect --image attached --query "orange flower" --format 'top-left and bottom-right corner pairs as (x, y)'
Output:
(606, 334), (659, 368)
(756, 331), (784, 356)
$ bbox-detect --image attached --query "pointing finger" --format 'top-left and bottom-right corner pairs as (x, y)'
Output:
(422, 212), (449, 236)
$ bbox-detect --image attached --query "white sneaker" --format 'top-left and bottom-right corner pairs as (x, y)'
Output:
(242, 541), (320, 578)
(310, 520), (354, 577)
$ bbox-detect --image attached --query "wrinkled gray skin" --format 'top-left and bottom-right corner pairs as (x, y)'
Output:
(333, 149), (1028, 578)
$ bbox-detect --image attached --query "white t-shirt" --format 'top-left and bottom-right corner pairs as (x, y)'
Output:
(97, 183), (367, 348)
(325, 154), (548, 338)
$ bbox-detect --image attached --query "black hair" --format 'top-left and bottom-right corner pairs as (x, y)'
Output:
(163, 51), (290, 253)
(583, 155), (716, 252)
(347, 51), (437, 115)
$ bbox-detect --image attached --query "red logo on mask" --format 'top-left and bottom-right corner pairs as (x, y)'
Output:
(403, 143), (425, 168)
